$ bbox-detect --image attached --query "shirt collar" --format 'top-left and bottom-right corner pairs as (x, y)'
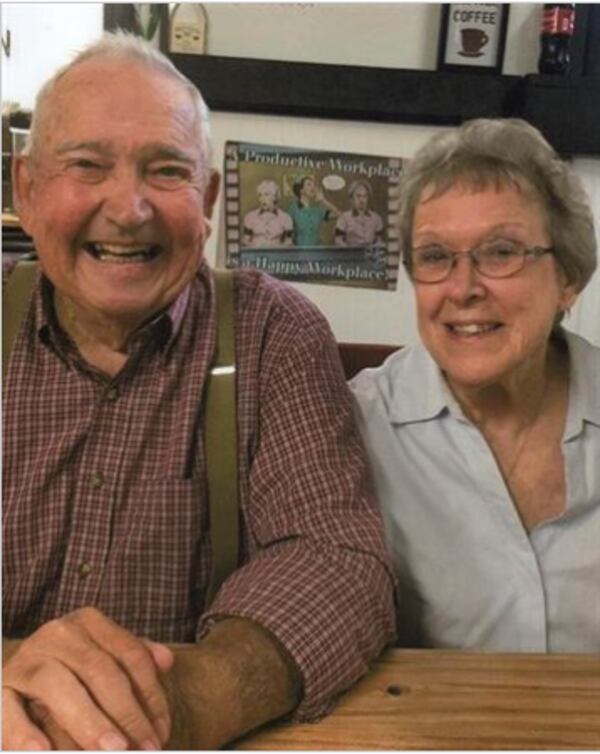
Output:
(388, 331), (600, 430)
(36, 271), (193, 360)
(387, 343), (455, 424)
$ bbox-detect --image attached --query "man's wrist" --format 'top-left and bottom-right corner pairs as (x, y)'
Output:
(164, 617), (302, 748)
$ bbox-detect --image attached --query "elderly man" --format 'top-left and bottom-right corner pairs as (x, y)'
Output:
(242, 179), (293, 247)
(2, 32), (395, 751)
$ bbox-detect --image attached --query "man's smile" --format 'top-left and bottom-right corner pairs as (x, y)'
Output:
(83, 242), (162, 263)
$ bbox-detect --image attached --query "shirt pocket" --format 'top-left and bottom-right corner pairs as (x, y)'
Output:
(99, 477), (210, 642)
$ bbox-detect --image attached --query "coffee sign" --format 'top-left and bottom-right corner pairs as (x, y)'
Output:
(437, 3), (509, 74)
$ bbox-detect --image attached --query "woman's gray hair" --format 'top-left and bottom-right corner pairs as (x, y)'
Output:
(25, 30), (212, 184)
(399, 118), (597, 293)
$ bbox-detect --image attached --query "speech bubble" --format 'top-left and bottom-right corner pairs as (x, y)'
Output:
(322, 174), (346, 191)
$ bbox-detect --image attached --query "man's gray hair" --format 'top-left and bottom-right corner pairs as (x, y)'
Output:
(399, 118), (597, 292)
(26, 30), (212, 183)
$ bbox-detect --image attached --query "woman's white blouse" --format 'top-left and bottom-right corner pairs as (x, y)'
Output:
(350, 330), (600, 651)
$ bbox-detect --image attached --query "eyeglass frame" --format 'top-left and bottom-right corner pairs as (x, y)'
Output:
(403, 243), (555, 284)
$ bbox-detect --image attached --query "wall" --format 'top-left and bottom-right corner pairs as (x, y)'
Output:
(2, 3), (599, 345)
(1, 2), (541, 107)
(1, 3), (103, 108)
(201, 3), (540, 75)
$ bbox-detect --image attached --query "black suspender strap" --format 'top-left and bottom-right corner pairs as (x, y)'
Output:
(204, 268), (240, 605)
(2, 260), (37, 378)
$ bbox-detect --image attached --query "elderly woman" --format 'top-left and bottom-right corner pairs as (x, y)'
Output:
(351, 118), (599, 651)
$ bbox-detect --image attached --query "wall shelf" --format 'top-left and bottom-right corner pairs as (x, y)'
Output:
(170, 53), (600, 157)
(518, 74), (600, 156)
(171, 53), (521, 126)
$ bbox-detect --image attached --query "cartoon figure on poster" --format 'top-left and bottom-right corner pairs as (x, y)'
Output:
(334, 179), (384, 247)
(242, 179), (293, 248)
(286, 175), (341, 247)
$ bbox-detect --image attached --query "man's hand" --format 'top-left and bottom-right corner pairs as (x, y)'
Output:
(2, 607), (173, 751)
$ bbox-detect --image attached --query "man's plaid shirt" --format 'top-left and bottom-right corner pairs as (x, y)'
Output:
(3, 262), (395, 720)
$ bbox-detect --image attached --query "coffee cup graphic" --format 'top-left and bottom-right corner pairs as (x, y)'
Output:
(459, 27), (489, 57)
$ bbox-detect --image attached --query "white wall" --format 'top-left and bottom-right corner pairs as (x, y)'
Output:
(1, 3), (103, 110)
(1, 3), (542, 108)
(2, 2), (599, 345)
(203, 2), (540, 74)
(190, 3), (540, 75)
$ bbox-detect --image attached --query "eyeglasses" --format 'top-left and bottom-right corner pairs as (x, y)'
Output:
(406, 240), (554, 284)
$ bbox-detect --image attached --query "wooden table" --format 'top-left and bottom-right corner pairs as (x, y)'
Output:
(236, 649), (600, 750)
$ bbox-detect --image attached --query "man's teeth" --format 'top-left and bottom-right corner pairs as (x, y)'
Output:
(449, 323), (499, 335)
(86, 243), (159, 263)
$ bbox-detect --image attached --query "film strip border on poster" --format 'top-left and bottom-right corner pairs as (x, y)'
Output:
(223, 141), (402, 291)
(385, 166), (401, 290)
(224, 141), (242, 258)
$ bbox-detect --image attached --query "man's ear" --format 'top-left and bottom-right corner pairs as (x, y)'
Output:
(203, 169), (220, 219)
(12, 155), (36, 234)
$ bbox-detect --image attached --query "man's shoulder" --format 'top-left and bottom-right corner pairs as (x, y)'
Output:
(228, 269), (337, 370)
(232, 267), (318, 315)
(232, 268), (329, 332)
(3, 256), (20, 280)
(3, 255), (36, 285)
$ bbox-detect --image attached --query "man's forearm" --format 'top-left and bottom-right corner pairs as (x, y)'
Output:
(165, 617), (302, 749)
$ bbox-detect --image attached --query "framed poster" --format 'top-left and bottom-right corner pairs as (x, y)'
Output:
(222, 142), (403, 290)
(437, 3), (509, 74)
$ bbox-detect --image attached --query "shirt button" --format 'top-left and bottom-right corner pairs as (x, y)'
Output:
(78, 562), (92, 578)
(106, 387), (118, 402)
(89, 472), (105, 489)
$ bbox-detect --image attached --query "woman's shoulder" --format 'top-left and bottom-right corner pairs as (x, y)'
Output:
(562, 330), (600, 422)
(563, 329), (600, 361)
